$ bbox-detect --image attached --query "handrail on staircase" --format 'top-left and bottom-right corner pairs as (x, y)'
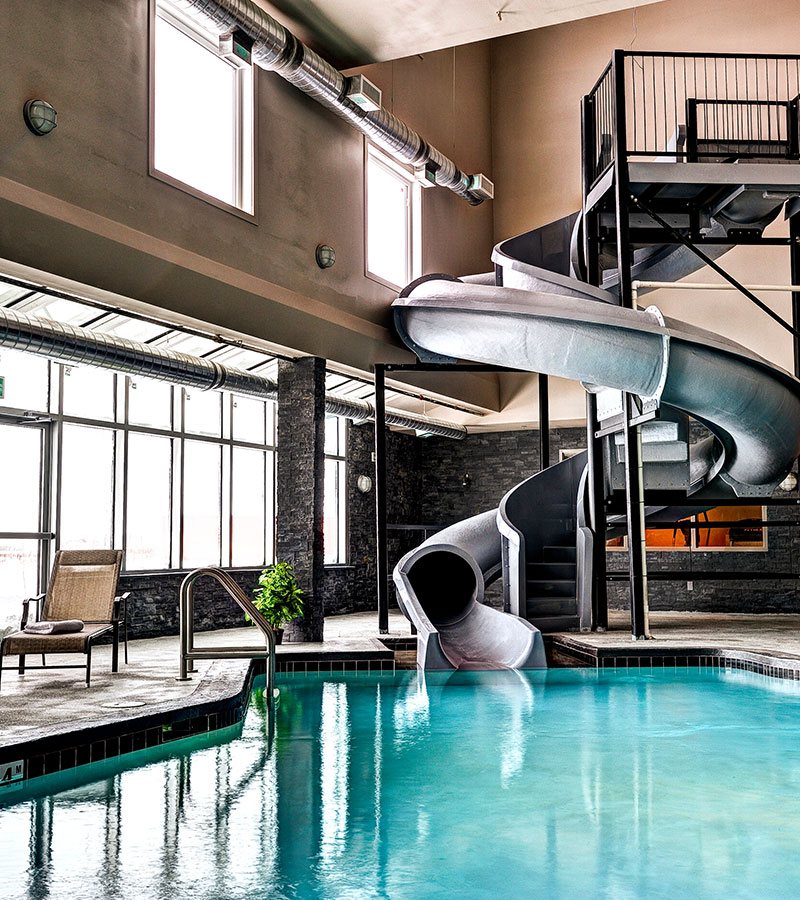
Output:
(178, 567), (276, 708)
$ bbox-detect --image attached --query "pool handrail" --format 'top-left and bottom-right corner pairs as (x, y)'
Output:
(178, 567), (276, 706)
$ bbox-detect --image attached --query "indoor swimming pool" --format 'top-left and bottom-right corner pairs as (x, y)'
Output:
(2, 667), (800, 899)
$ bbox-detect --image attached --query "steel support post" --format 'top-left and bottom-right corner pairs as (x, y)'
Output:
(581, 91), (609, 631)
(539, 374), (550, 470)
(791, 214), (800, 378)
(585, 392), (608, 631)
(612, 49), (651, 639)
(374, 364), (389, 634)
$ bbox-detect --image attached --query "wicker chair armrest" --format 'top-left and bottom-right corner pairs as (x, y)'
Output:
(21, 593), (46, 628)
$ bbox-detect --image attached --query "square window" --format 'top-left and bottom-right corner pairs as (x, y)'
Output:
(152, 1), (254, 214)
(366, 145), (421, 289)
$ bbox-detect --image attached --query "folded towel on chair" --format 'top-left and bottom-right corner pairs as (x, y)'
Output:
(23, 619), (85, 635)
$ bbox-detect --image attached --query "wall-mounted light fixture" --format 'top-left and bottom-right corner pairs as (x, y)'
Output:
(315, 244), (336, 269)
(357, 474), (373, 494)
(462, 473), (472, 489)
(23, 99), (57, 136)
(780, 471), (798, 492)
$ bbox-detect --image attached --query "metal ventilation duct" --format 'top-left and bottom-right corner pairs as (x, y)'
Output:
(171, 0), (489, 205)
(0, 307), (466, 439)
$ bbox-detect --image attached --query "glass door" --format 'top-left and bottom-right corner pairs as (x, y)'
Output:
(0, 418), (52, 631)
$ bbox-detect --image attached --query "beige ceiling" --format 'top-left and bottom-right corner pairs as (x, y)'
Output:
(267, 0), (665, 65)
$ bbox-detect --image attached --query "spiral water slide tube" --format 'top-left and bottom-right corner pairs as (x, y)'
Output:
(392, 193), (800, 671)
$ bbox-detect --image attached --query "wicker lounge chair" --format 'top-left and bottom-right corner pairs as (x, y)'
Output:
(0, 550), (129, 689)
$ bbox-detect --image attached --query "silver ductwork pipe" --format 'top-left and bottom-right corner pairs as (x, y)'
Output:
(0, 307), (466, 439)
(172, 0), (485, 205)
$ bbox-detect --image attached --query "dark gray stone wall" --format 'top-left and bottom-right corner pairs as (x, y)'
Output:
(417, 428), (587, 524)
(119, 570), (262, 640)
(276, 357), (326, 642)
(322, 424), (420, 616)
(118, 415), (800, 638)
(607, 421), (800, 614)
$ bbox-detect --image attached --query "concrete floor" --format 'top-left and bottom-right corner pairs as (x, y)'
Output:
(577, 609), (800, 655)
(5, 608), (800, 749)
(0, 611), (408, 746)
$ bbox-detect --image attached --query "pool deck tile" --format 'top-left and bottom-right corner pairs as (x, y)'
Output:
(0, 611), (408, 760)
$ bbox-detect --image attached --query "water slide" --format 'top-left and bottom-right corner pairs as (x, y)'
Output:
(392, 189), (800, 671)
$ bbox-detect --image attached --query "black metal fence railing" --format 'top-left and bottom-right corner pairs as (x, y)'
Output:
(585, 61), (615, 188)
(585, 52), (800, 185)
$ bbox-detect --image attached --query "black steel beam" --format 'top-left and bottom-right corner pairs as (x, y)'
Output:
(383, 363), (517, 373)
(539, 375), (550, 470)
(791, 212), (800, 378)
(644, 519), (799, 529)
(606, 494), (800, 508)
(373, 364), (389, 634)
(612, 48), (651, 640)
(586, 392), (608, 631)
(607, 570), (800, 582)
(631, 195), (800, 340)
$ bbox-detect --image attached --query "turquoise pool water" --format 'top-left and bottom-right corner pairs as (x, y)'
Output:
(2, 667), (800, 899)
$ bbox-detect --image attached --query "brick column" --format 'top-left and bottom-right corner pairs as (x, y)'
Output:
(277, 356), (326, 642)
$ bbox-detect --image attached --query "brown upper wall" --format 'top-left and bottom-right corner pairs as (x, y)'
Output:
(0, 0), (497, 408)
(490, 0), (800, 241)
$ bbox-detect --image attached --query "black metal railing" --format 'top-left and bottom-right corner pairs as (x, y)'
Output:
(585, 61), (615, 187)
(585, 52), (800, 185)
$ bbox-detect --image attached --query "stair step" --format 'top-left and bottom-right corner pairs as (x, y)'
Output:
(527, 614), (580, 633)
(542, 545), (577, 561)
(613, 420), (679, 444)
(526, 597), (577, 617)
(527, 562), (577, 580)
(526, 579), (576, 598)
(614, 440), (688, 464)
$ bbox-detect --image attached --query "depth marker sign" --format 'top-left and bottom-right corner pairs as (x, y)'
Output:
(0, 760), (24, 788)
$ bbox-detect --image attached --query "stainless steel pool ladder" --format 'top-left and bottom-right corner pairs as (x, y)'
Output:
(178, 568), (276, 706)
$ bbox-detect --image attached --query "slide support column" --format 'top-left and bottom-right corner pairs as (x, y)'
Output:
(374, 364), (389, 634)
(539, 374), (550, 470)
(586, 393), (608, 631)
(791, 213), (800, 378)
(612, 49), (650, 640)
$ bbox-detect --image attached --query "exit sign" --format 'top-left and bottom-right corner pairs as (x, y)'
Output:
(0, 375), (4, 399)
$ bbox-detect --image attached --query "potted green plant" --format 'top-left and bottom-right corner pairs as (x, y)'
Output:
(250, 562), (304, 644)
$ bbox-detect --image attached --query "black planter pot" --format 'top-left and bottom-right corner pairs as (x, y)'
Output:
(273, 628), (284, 645)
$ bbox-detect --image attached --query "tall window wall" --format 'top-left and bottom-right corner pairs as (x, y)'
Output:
(324, 416), (348, 565)
(0, 347), (277, 605)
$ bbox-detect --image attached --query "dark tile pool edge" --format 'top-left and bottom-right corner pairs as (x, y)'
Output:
(548, 635), (800, 680)
(0, 651), (396, 786)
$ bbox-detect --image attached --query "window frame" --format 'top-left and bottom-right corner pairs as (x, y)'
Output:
(364, 142), (422, 291)
(35, 362), (278, 576)
(323, 415), (349, 566)
(606, 506), (769, 553)
(149, 0), (258, 222)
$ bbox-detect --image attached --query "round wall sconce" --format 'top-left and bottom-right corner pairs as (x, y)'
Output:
(357, 474), (373, 494)
(23, 99), (58, 136)
(780, 471), (798, 492)
(315, 244), (336, 269)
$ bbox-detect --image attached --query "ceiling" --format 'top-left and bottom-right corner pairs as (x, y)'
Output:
(0, 274), (485, 425)
(265, 0), (665, 66)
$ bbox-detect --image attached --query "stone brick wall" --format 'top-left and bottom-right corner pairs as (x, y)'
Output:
(606, 421), (800, 614)
(119, 569), (262, 640)
(322, 424), (420, 617)
(118, 412), (800, 639)
(276, 357), (326, 642)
